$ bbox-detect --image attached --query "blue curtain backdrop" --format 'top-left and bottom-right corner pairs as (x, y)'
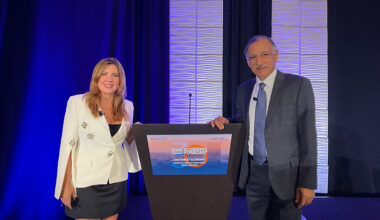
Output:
(328, 0), (380, 196)
(0, 0), (168, 219)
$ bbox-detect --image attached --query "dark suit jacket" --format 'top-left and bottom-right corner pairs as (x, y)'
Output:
(232, 70), (317, 200)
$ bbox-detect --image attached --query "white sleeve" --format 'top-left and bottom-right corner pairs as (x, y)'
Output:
(124, 100), (141, 173)
(124, 139), (142, 173)
(54, 96), (79, 199)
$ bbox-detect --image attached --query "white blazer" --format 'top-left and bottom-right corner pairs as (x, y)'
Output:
(54, 94), (141, 199)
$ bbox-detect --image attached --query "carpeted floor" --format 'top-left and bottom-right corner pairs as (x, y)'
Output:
(115, 195), (380, 220)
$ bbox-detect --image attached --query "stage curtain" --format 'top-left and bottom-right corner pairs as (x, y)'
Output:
(328, 0), (380, 196)
(222, 0), (271, 119)
(0, 0), (168, 219)
(222, 0), (271, 195)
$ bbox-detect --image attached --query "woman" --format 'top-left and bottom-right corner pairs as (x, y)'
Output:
(54, 58), (141, 220)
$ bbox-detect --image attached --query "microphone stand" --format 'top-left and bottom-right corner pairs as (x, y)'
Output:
(188, 93), (192, 124)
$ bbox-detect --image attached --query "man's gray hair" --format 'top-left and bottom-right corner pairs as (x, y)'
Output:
(244, 35), (277, 58)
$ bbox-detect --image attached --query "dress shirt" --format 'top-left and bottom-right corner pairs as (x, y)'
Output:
(248, 68), (277, 156)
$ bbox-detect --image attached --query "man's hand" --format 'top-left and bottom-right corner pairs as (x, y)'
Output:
(207, 116), (229, 130)
(294, 187), (315, 208)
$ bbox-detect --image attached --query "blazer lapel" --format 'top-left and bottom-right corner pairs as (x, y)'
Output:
(266, 71), (285, 128)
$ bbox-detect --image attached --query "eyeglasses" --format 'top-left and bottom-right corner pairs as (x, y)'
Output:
(247, 50), (276, 62)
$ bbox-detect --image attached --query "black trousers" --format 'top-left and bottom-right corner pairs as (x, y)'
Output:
(246, 158), (301, 220)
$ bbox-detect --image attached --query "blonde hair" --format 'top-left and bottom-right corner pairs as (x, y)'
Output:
(85, 57), (129, 122)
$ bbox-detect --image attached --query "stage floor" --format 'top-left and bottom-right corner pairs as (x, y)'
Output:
(114, 195), (380, 220)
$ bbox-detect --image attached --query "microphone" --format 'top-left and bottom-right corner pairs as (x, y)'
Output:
(98, 111), (104, 116)
(253, 97), (257, 101)
(188, 93), (192, 124)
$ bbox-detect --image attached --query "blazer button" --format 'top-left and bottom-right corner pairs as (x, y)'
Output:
(107, 151), (114, 157)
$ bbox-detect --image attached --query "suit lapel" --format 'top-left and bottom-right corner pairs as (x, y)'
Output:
(244, 78), (255, 121)
(244, 79), (255, 135)
(266, 71), (286, 128)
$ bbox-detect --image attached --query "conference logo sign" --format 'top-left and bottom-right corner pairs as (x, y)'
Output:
(147, 134), (231, 175)
(183, 144), (209, 168)
(170, 144), (208, 168)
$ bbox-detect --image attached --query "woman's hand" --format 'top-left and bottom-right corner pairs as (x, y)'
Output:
(60, 181), (76, 209)
(60, 152), (76, 209)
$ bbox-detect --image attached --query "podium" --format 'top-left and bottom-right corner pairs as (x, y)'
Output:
(132, 124), (245, 220)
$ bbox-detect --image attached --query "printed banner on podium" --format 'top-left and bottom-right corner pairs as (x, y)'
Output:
(147, 134), (232, 175)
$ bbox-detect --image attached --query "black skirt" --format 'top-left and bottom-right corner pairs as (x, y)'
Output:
(65, 181), (127, 219)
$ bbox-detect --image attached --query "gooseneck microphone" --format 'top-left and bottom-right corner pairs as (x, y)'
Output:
(188, 93), (192, 124)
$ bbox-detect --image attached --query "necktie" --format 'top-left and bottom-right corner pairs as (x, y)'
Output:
(253, 82), (267, 165)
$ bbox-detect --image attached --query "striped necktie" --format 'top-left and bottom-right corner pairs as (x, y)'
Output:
(253, 82), (267, 165)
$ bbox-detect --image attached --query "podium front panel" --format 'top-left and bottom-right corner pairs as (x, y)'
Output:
(132, 124), (245, 220)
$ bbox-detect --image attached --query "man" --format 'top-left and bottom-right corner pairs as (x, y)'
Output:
(209, 35), (317, 220)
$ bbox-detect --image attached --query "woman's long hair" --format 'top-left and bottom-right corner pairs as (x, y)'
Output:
(85, 57), (129, 122)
